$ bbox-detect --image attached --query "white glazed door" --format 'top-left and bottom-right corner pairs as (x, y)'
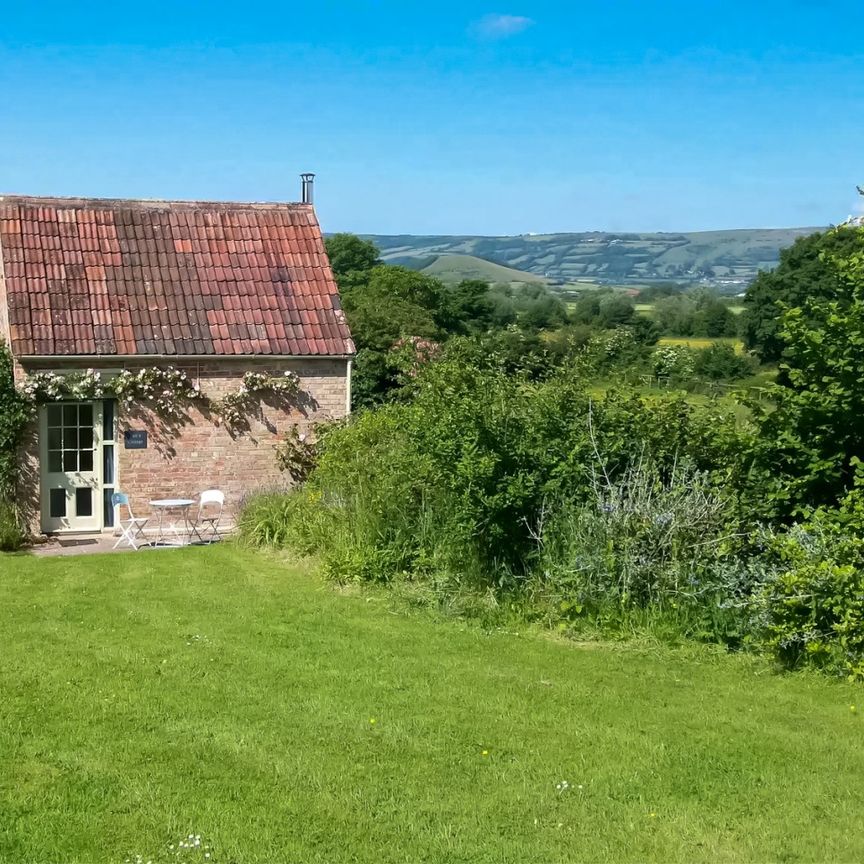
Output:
(40, 402), (102, 532)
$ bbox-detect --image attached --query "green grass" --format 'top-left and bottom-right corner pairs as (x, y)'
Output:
(658, 336), (745, 353)
(635, 304), (745, 319)
(1, 546), (862, 863)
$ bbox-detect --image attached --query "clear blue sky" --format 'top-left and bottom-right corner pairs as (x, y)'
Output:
(1, 1), (861, 234)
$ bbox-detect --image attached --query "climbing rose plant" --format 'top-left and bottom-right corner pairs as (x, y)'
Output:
(216, 371), (300, 428)
(19, 367), (302, 431)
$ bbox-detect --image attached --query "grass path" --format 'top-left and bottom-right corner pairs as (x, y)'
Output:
(0, 546), (861, 863)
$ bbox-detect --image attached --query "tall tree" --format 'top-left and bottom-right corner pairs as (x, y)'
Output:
(341, 265), (447, 407)
(742, 228), (862, 362)
(324, 234), (380, 289)
(753, 227), (864, 515)
(441, 280), (497, 335)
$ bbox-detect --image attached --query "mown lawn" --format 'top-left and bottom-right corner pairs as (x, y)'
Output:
(0, 546), (862, 863)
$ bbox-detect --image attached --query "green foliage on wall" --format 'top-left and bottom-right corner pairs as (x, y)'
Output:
(0, 343), (31, 548)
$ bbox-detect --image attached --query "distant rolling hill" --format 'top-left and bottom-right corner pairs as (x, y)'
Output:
(365, 227), (823, 291)
(421, 253), (546, 285)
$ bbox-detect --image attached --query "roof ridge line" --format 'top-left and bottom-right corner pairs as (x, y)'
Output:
(0, 194), (314, 211)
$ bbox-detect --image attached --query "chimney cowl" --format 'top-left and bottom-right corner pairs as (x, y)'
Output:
(300, 173), (315, 205)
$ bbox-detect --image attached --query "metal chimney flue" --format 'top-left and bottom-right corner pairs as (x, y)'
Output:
(300, 173), (315, 205)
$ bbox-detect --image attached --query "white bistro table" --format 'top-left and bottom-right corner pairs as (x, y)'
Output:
(149, 498), (196, 546)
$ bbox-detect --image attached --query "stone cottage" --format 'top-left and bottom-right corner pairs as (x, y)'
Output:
(0, 183), (354, 535)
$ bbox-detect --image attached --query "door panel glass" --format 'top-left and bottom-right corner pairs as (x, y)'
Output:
(103, 400), (115, 442)
(46, 403), (97, 476)
(75, 487), (93, 517)
(49, 488), (66, 518)
(103, 488), (115, 527)
(103, 445), (115, 485)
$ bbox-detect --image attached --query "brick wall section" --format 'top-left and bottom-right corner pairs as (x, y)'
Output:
(16, 357), (349, 533)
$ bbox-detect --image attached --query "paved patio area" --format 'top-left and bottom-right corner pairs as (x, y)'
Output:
(31, 528), (235, 557)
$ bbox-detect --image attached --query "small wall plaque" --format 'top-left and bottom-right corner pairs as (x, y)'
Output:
(124, 430), (148, 450)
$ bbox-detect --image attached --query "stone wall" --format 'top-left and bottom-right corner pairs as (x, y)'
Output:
(16, 356), (350, 534)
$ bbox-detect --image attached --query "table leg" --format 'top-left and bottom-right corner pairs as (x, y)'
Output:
(156, 508), (166, 546)
(168, 510), (182, 546)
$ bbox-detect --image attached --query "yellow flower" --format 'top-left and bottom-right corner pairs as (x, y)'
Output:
(369, 718), (376, 724)
(481, 750), (489, 756)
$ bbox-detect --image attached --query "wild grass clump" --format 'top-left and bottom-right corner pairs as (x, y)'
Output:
(238, 491), (304, 549)
(237, 487), (332, 556)
(529, 457), (751, 644)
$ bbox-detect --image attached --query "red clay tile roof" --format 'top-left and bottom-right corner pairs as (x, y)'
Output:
(0, 195), (354, 357)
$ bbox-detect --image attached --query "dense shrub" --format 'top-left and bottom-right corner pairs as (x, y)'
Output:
(532, 458), (748, 643)
(742, 227), (863, 361)
(693, 343), (756, 381)
(653, 291), (738, 338)
(583, 328), (652, 376)
(750, 478), (864, 679)
(242, 347), (750, 598)
(651, 345), (695, 381)
(750, 232), (864, 516)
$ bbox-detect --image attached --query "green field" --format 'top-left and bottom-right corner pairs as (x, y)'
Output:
(636, 303), (744, 316)
(1, 546), (862, 863)
(420, 253), (546, 285)
(658, 336), (745, 353)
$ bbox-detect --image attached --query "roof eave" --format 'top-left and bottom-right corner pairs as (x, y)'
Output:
(15, 352), (355, 362)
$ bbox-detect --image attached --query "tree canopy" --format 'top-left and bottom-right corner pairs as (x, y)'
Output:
(742, 228), (863, 362)
(324, 233), (381, 287)
(754, 227), (864, 514)
(324, 235), (584, 407)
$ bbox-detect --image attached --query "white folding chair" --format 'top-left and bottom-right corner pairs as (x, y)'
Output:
(112, 492), (149, 550)
(190, 490), (225, 544)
